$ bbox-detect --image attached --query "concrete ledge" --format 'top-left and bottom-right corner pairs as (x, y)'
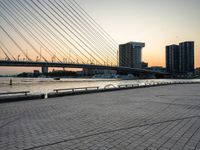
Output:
(47, 82), (200, 99)
(47, 83), (168, 98)
(1, 82), (200, 102)
(47, 88), (133, 98)
(0, 94), (45, 103)
(48, 89), (100, 98)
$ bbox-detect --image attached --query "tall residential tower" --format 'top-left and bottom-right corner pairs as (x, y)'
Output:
(119, 42), (145, 68)
(166, 41), (194, 75)
(179, 41), (195, 74)
(166, 44), (179, 74)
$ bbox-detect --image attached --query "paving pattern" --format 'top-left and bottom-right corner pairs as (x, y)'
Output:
(1, 84), (200, 150)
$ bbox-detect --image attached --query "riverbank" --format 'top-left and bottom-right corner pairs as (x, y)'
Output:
(1, 84), (200, 150)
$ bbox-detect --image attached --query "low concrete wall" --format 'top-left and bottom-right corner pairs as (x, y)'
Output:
(0, 94), (45, 103)
(47, 83), (165, 98)
(48, 89), (99, 98)
(47, 82), (200, 99)
(1, 82), (200, 102)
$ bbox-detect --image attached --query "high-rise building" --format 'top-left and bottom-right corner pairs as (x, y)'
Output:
(166, 41), (194, 75)
(119, 42), (145, 68)
(166, 44), (179, 73)
(179, 41), (194, 74)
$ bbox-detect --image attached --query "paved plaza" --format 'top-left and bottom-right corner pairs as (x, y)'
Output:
(1, 84), (200, 150)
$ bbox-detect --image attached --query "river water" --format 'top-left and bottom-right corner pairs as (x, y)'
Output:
(0, 77), (200, 94)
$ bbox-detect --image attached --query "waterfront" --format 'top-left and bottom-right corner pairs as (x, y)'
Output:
(1, 83), (200, 150)
(1, 77), (200, 94)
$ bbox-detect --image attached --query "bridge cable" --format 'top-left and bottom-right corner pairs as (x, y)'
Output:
(3, 0), (64, 63)
(41, 0), (104, 65)
(24, 0), (91, 64)
(56, 0), (118, 65)
(0, 41), (16, 61)
(67, 0), (128, 67)
(68, 0), (130, 66)
(8, 0), (68, 63)
(0, 0), (129, 67)
(64, 0), (119, 65)
(67, 0), (118, 54)
(32, 0), (101, 65)
(0, 45), (11, 60)
(0, 25), (32, 61)
(49, 0), (115, 65)
(14, 0), (81, 63)
(71, 0), (119, 47)
(1, 1), (62, 63)
(0, 3), (47, 62)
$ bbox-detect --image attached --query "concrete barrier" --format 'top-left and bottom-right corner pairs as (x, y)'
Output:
(41, 81), (200, 99)
(47, 83), (164, 99)
(48, 89), (99, 98)
(0, 91), (45, 103)
(1, 81), (200, 102)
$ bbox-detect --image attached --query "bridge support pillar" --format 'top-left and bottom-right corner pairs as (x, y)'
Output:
(42, 66), (48, 74)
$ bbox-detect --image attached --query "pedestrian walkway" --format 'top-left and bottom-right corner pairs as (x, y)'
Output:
(0, 84), (200, 150)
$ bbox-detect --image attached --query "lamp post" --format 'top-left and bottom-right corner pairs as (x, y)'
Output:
(17, 55), (20, 61)
(40, 47), (42, 61)
(106, 57), (108, 66)
(36, 56), (39, 62)
(26, 49), (28, 61)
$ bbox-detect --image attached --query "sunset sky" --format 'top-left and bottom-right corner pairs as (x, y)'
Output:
(0, 0), (200, 74)
(77, 0), (200, 66)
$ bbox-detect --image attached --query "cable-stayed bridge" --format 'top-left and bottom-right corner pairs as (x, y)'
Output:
(0, 0), (166, 77)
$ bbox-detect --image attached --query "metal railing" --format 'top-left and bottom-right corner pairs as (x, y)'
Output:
(0, 91), (30, 96)
(54, 86), (99, 93)
(118, 84), (139, 88)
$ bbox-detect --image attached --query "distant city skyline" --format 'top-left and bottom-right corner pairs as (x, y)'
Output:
(0, 0), (200, 75)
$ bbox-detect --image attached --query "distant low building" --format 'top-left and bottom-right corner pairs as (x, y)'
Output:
(195, 68), (200, 75)
(33, 70), (40, 77)
(17, 72), (33, 77)
(141, 62), (148, 69)
(148, 66), (166, 73)
(83, 68), (117, 76)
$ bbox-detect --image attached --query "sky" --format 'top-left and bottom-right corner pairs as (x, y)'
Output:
(0, 0), (200, 74)
(77, 0), (200, 66)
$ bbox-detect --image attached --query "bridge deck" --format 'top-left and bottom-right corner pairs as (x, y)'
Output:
(0, 60), (167, 75)
(1, 84), (200, 150)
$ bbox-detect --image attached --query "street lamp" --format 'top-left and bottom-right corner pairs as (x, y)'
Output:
(17, 55), (20, 61)
(36, 56), (39, 62)
(40, 47), (42, 61)
(26, 49), (28, 61)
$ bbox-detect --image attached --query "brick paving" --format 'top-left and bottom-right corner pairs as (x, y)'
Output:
(0, 84), (200, 150)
